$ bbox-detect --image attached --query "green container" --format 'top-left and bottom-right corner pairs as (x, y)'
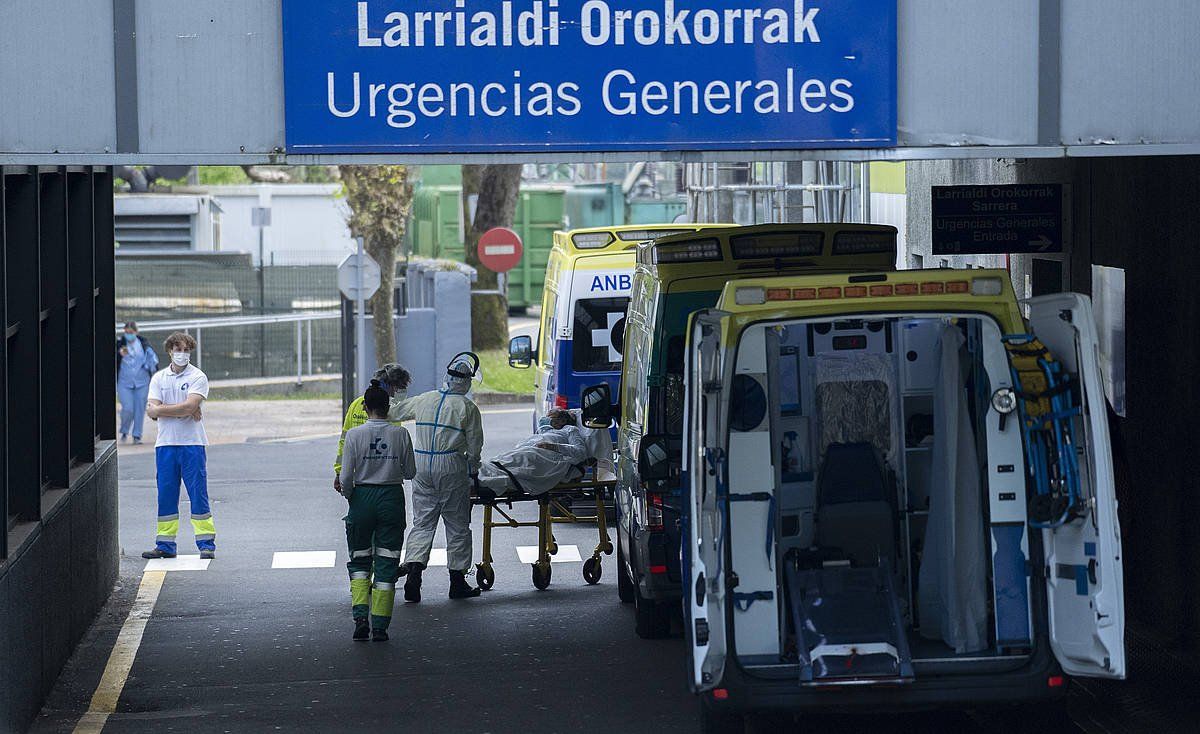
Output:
(409, 185), (464, 261)
(417, 164), (462, 187)
(407, 184), (570, 309)
(627, 198), (688, 225)
(562, 183), (625, 230)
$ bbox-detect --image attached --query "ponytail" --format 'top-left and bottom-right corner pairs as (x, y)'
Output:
(363, 380), (390, 416)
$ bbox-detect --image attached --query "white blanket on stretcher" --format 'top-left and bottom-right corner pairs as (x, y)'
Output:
(477, 421), (614, 496)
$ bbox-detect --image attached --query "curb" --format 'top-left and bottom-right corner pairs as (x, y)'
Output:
(473, 392), (535, 406)
(209, 377), (341, 400)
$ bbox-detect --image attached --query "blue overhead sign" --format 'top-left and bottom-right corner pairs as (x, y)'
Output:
(281, 1), (896, 154)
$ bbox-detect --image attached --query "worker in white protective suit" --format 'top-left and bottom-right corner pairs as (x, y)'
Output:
(390, 353), (484, 601)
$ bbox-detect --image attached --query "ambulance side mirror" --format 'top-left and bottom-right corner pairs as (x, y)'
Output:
(508, 335), (533, 369)
(580, 383), (612, 428)
(638, 434), (671, 482)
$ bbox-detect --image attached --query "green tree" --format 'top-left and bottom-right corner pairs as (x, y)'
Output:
(340, 165), (415, 365)
(462, 164), (523, 350)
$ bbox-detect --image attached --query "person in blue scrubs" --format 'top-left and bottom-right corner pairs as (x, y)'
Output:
(116, 321), (159, 444)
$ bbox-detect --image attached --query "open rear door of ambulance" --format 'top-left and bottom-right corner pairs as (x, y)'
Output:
(1028, 293), (1126, 679)
(684, 310), (731, 692)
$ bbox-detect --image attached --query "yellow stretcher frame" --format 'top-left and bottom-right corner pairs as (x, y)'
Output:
(473, 478), (615, 591)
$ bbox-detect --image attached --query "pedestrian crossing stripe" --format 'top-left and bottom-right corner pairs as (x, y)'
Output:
(272, 551), (337, 569)
(400, 548), (448, 567)
(166, 546), (591, 570)
(516, 545), (582, 564)
(143, 555), (211, 572)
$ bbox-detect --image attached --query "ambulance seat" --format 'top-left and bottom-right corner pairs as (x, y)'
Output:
(815, 442), (896, 567)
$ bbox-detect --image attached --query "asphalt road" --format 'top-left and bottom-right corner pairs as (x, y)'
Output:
(29, 405), (1077, 734)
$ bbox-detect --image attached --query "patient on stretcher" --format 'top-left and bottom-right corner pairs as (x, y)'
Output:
(475, 410), (612, 498)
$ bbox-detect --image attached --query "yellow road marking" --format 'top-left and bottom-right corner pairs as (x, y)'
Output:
(73, 570), (166, 734)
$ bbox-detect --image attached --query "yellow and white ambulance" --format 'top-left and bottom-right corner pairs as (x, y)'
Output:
(508, 224), (727, 427)
(662, 268), (1123, 727)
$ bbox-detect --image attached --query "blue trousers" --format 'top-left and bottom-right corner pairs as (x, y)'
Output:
(118, 383), (150, 439)
(155, 446), (215, 553)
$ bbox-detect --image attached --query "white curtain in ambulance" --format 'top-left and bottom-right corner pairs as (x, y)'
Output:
(919, 324), (988, 654)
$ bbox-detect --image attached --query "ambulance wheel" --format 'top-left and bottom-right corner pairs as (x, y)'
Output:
(617, 544), (636, 603)
(532, 563), (552, 590)
(583, 557), (602, 585)
(476, 564), (495, 591)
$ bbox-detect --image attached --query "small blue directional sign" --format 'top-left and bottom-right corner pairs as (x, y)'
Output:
(932, 184), (1065, 256)
(281, 0), (897, 154)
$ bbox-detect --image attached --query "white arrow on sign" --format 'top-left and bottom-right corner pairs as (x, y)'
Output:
(1028, 234), (1054, 251)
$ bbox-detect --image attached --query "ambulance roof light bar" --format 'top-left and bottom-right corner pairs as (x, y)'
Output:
(732, 276), (1005, 306)
(832, 231), (896, 256)
(731, 232), (823, 260)
(615, 228), (692, 242)
(652, 238), (723, 264)
(572, 232), (614, 249)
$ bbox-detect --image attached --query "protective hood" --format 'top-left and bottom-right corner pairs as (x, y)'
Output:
(444, 374), (472, 394)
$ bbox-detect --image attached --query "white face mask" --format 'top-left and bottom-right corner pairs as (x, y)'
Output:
(171, 351), (191, 367)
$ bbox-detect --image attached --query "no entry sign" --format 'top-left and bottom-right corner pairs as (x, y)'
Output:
(478, 227), (524, 273)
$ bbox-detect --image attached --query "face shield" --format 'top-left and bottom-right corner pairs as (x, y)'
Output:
(444, 352), (481, 393)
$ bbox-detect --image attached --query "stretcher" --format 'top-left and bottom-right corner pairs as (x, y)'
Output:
(1003, 334), (1083, 528)
(472, 464), (615, 591)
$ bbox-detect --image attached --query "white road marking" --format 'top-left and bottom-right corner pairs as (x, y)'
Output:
(272, 551), (337, 569)
(401, 548), (448, 567)
(517, 544), (583, 564)
(143, 555), (211, 572)
(72, 571), (166, 734)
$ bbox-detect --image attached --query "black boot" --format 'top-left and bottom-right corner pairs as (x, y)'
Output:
(449, 569), (481, 599)
(403, 564), (424, 603)
(353, 619), (370, 641)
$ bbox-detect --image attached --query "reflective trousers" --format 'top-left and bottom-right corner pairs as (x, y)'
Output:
(405, 453), (473, 572)
(155, 445), (215, 554)
(345, 484), (407, 630)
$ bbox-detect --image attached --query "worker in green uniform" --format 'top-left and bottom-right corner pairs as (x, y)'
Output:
(338, 380), (417, 641)
(334, 363), (411, 494)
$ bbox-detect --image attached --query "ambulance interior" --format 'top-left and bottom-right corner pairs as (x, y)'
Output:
(725, 313), (1043, 683)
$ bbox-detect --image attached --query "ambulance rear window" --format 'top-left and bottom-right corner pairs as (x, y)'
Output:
(573, 297), (630, 373)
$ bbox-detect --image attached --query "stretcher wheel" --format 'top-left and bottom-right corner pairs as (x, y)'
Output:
(476, 563), (495, 591)
(532, 562), (552, 590)
(583, 557), (602, 585)
(549, 541), (559, 556)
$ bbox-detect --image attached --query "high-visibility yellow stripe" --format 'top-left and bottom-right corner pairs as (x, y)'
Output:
(190, 516), (216, 537)
(155, 520), (179, 538)
(370, 588), (396, 619)
(351, 578), (371, 608)
(73, 570), (166, 734)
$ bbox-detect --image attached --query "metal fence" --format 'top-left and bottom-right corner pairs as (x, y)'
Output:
(115, 254), (343, 379)
(120, 311), (339, 384)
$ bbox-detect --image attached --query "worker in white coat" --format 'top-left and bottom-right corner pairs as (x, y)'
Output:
(391, 353), (484, 601)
